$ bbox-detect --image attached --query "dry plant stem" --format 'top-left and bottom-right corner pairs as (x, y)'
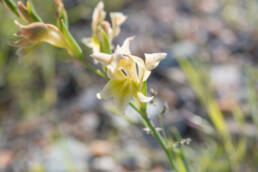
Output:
(129, 103), (178, 171)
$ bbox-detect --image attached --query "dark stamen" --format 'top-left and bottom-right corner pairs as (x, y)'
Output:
(121, 68), (128, 76)
(135, 62), (139, 76)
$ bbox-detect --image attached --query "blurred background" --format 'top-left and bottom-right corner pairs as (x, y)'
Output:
(0, 0), (258, 171)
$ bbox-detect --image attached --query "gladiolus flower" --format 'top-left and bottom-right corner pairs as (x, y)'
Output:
(91, 37), (166, 111)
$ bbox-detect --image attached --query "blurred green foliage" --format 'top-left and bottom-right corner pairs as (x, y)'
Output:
(178, 58), (258, 171)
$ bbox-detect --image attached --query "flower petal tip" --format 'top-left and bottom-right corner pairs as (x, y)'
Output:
(137, 92), (153, 103)
(14, 20), (21, 26)
(144, 52), (167, 71)
(90, 52), (112, 65)
(96, 93), (102, 99)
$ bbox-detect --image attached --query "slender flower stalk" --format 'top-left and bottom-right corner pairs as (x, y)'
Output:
(141, 111), (178, 171)
(129, 102), (178, 171)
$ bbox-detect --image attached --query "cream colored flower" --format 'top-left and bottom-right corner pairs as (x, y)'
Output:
(110, 12), (127, 38)
(17, 1), (33, 23)
(91, 1), (106, 33)
(82, 1), (127, 55)
(91, 37), (167, 111)
(145, 53), (167, 71)
(12, 21), (71, 56)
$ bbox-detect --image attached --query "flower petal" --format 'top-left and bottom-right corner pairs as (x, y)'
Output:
(90, 52), (112, 65)
(110, 12), (127, 38)
(131, 55), (146, 82)
(81, 37), (92, 47)
(115, 36), (134, 55)
(144, 53), (167, 71)
(143, 70), (151, 81)
(92, 1), (106, 32)
(82, 36), (101, 53)
(112, 79), (133, 112)
(96, 81), (113, 99)
(137, 92), (153, 103)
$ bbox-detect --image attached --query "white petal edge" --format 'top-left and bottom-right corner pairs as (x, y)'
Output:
(137, 92), (153, 103)
(144, 53), (167, 71)
(110, 12), (127, 26)
(96, 81), (112, 100)
(90, 52), (113, 65)
(143, 70), (151, 81)
(92, 1), (106, 32)
(110, 12), (127, 37)
(115, 36), (135, 55)
(81, 37), (92, 47)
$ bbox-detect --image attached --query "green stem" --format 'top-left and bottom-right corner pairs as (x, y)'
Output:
(129, 103), (178, 171)
(142, 113), (178, 171)
(78, 57), (107, 79)
(57, 20), (107, 79)
(2, 0), (20, 17)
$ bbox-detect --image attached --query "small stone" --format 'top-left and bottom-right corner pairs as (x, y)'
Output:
(80, 112), (99, 132)
(199, 0), (218, 13)
(210, 65), (240, 91)
(171, 40), (197, 58)
(151, 165), (167, 172)
(210, 65), (240, 111)
(90, 140), (112, 157)
(44, 137), (90, 172)
(166, 67), (187, 84)
(0, 150), (13, 169)
(91, 156), (118, 172)
(77, 88), (99, 111)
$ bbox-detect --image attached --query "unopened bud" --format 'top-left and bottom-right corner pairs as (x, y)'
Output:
(55, 0), (68, 27)
(100, 21), (111, 35)
(17, 1), (32, 23)
(12, 21), (70, 56)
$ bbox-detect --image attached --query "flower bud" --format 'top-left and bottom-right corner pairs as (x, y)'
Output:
(92, 1), (106, 33)
(17, 1), (32, 23)
(100, 21), (111, 36)
(110, 12), (127, 38)
(12, 21), (70, 56)
(82, 1), (127, 55)
(55, 0), (68, 27)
